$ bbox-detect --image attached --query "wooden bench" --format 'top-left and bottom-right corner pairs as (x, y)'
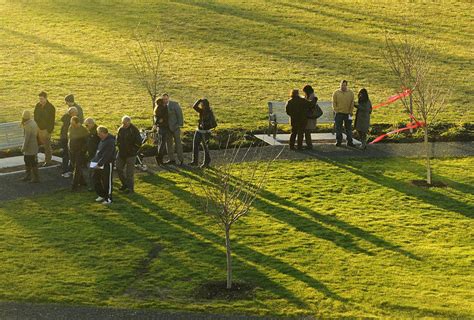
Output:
(267, 101), (334, 138)
(0, 122), (24, 150)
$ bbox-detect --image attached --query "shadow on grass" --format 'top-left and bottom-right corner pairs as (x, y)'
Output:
(178, 167), (419, 261)
(307, 151), (473, 219)
(136, 173), (347, 304)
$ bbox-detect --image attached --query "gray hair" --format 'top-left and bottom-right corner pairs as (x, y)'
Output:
(121, 115), (131, 123)
(68, 106), (78, 115)
(84, 118), (95, 125)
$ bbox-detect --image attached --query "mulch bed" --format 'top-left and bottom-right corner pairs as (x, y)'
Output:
(194, 280), (257, 300)
(411, 180), (448, 188)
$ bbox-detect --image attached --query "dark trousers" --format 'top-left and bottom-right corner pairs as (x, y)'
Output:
(60, 138), (71, 173)
(24, 155), (38, 167)
(290, 120), (307, 149)
(116, 156), (135, 191)
(156, 127), (168, 163)
(71, 151), (86, 187)
(304, 130), (313, 148)
(192, 131), (211, 164)
(334, 113), (353, 144)
(93, 163), (113, 201)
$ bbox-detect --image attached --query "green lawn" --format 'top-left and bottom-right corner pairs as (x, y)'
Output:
(0, 0), (472, 134)
(0, 157), (473, 318)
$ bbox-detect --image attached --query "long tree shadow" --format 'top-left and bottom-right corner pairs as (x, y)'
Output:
(307, 152), (474, 219)
(4, 199), (160, 301)
(136, 174), (347, 303)
(177, 168), (419, 261)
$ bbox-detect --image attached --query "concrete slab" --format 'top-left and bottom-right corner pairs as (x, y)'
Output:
(254, 133), (360, 146)
(0, 153), (61, 176)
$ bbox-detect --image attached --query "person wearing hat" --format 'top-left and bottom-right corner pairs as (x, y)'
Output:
(20, 110), (40, 183)
(65, 94), (84, 124)
(34, 91), (55, 166)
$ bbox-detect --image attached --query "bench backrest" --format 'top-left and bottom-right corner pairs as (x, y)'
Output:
(268, 101), (334, 124)
(0, 122), (24, 150)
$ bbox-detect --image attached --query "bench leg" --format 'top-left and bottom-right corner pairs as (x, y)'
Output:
(273, 124), (277, 139)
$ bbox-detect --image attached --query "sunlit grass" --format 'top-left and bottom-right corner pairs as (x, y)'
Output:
(0, 0), (472, 134)
(0, 157), (472, 318)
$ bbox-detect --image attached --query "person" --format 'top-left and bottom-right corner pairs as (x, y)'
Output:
(34, 91), (55, 166)
(303, 85), (318, 150)
(20, 110), (40, 183)
(65, 94), (84, 124)
(189, 98), (216, 168)
(59, 106), (78, 178)
(85, 118), (100, 191)
(355, 88), (372, 150)
(116, 116), (142, 193)
(91, 126), (116, 204)
(68, 116), (88, 191)
(153, 97), (169, 165)
(285, 89), (310, 150)
(162, 93), (184, 166)
(332, 80), (355, 147)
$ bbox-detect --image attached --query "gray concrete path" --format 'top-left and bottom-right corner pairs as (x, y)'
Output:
(0, 142), (472, 203)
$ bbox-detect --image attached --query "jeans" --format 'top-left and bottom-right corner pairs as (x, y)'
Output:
(156, 127), (168, 163)
(334, 113), (353, 144)
(38, 129), (52, 163)
(60, 138), (71, 173)
(192, 131), (211, 164)
(116, 156), (136, 191)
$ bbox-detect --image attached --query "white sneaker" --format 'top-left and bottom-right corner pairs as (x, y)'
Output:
(95, 196), (105, 202)
(61, 172), (72, 178)
(102, 199), (112, 205)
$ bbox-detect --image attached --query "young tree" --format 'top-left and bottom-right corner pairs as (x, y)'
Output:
(127, 24), (166, 112)
(384, 35), (449, 185)
(192, 137), (283, 289)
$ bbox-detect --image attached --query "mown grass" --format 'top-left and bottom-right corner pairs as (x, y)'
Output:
(0, 157), (473, 318)
(0, 0), (472, 135)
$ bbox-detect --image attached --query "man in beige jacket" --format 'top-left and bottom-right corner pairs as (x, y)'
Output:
(332, 80), (355, 147)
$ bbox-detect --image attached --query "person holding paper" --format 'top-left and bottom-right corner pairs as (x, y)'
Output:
(332, 80), (355, 147)
(91, 126), (116, 204)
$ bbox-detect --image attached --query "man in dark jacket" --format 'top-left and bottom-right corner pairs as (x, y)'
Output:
(91, 126), (116, 204)
(286, 89), (310, 150)
(65, 94), (84, 124)
(34, 91), (56, 166)
(85, 118), (100, 191)
(116, 116), (142, 193)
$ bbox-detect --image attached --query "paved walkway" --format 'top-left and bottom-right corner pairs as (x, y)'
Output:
(0, 142), (472, 202)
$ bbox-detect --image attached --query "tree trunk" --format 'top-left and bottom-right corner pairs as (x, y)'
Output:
(423, 126), (432, 185)
(225, 226), (232, 289)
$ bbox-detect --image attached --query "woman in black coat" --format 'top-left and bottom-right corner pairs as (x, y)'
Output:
(354, 88), (372, 149)
(189, 98), (215, 168)
(285, 89), (310, 150)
